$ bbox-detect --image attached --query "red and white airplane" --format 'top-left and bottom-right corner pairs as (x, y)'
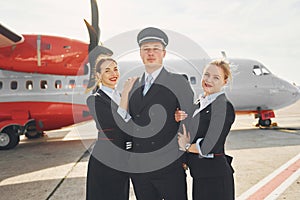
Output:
(0, 0), (299, 150)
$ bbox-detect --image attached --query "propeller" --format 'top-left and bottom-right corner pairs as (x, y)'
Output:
(85, 0), (113, 92)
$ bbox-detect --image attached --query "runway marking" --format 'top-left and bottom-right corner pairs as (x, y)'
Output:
(237, 153), (300, 200)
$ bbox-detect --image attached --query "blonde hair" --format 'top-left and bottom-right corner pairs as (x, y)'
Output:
(208, 59), (232, 82)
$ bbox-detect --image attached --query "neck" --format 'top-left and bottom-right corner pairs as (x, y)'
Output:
(145, 64), (162, 74)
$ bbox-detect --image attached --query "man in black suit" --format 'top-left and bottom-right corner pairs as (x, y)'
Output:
(127, 27), (194, 200)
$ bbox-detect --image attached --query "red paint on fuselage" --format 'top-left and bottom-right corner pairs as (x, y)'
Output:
(0, 102), (92, 131)
(0, 35), (88, 75)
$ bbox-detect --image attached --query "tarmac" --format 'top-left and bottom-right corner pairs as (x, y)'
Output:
(0, 100), (300, 200)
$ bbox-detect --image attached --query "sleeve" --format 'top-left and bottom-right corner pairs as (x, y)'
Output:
(86, 95), (133, 149)
(199, 98), (235, 156)
(117, 107), (132, 122)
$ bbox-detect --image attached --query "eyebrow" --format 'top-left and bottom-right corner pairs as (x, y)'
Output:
(204, 72), (221, 77)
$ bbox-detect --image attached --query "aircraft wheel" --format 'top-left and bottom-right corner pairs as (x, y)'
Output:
(25, 131), (42, 139)
(0, 128), (20, 150)
(25, 123), (42, 139)
(259, 119), (272, 127)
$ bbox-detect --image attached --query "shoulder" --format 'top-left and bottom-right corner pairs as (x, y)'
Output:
(87, 90), (107, 105)
(214, 94), (235, 113)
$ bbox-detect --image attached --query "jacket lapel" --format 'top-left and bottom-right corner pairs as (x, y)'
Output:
(96, 89), (118, 110)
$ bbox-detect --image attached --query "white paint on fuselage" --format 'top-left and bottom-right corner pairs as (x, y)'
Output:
(1, 58), (299, 112)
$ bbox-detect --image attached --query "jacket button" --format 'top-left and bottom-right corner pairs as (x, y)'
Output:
(136, 114), (140, 118)
(151, 142), (155, 145)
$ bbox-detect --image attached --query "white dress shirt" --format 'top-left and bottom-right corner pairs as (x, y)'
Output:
(99, 85), (121, 105)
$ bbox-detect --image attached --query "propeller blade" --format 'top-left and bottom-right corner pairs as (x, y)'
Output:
(91, 0), (100, 43)
(84, 0), (113, 92)
(84, 19), (98, 52)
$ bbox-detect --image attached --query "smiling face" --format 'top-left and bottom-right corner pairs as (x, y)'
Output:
(96, 59), (120, 89)
(201, 64), (227, 96)
(140, 41), (166, 73)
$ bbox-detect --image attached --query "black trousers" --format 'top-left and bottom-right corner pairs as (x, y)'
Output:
(192, 173), (234, 200)
(86, 155), (129, 200)
(131, 166), (187, 200)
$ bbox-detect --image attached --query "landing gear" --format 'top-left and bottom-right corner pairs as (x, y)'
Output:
(24, 122), (43, 139)
(0, 127), (20, 150)
(258, 118), (272, 127)
(255, 107), (275, 127)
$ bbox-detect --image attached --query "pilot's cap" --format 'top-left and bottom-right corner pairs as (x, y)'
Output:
(137, 27), (168, 47)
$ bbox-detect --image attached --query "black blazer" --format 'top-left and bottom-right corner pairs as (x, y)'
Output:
(187, 94), (235, 178)
(86, 89), (132, 161)
(128, 68), (194, 154)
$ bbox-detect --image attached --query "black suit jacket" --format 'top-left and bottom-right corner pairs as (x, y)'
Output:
(128, 68), (194, 169)
(86, 89), (132, 167)
(187, 94), (235, 178)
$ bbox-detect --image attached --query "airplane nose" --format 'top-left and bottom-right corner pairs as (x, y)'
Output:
(296, 85), (300, 99)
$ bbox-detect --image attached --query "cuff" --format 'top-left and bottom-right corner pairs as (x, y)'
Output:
(117, 107), (131, 122)
(196, 138), (214, 158)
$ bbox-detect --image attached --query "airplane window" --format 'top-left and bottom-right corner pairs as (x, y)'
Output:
(190, 76), (197, 85)
(40, 80), (48, 89)
(83, 79), (89, 88)
(11, 81), (18, 90)
(26, 81), (33, 90)
(69, 80), (76, 89)
(55, 80), (62, 89)
(0, 81), (2, 90)
(252, 65), (262, 76)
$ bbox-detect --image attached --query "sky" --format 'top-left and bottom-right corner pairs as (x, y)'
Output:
(1, 0), (300, 84)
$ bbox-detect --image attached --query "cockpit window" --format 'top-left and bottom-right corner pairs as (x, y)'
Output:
(253, 65), (271, 76)
(252, 65), (262, 76)
(261, 66), (270, 75)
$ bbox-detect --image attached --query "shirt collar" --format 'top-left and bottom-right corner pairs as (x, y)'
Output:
(200, 91), (225, 102)
(100, 85), (115, 94)
(144, 66), (163, 83)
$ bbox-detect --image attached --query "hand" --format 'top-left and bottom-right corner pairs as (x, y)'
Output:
(122, 77), (138, 95)
(175, 108), (188, 122)
(177, 124), (191, 151)
(120, 77), (138, 110)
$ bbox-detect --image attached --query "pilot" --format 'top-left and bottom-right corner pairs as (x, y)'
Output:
(86, 57), (136, 200)
(119, 27), (194, 200)
(176, 59), (235, 200)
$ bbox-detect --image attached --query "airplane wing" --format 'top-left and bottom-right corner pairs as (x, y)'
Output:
(0, 23), (24, 48)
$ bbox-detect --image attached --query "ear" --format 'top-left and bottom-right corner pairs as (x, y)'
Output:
(162, 49), (166, 58)
(224, 79), (228, 85)
(96, 72), (102, 82)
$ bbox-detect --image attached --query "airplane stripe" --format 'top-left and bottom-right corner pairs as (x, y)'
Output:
(237, 153), (300, 200)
